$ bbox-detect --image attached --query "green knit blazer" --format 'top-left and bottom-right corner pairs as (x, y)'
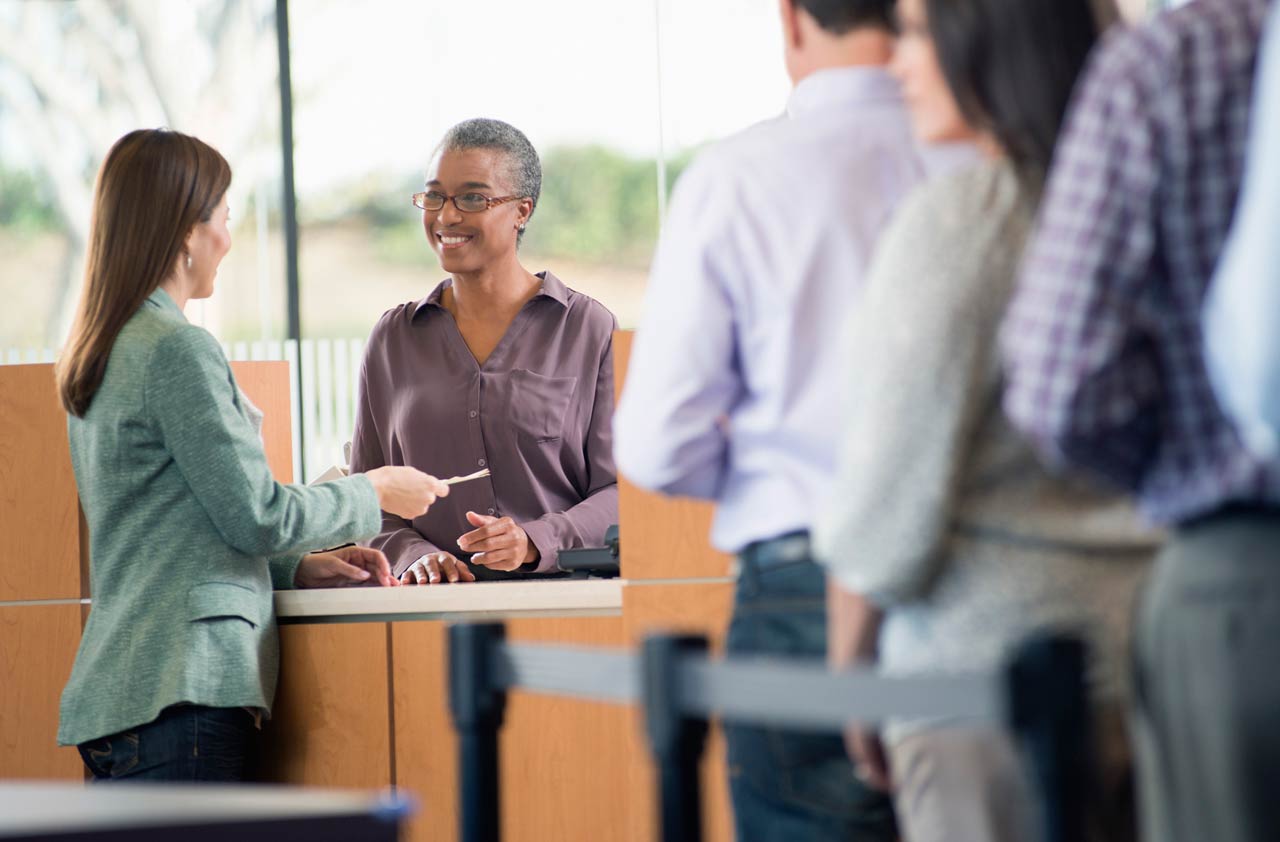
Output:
(59, 288), (381, 746)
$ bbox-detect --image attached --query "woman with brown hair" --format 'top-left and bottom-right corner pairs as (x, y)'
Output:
(55, 128), (448, 781)
(816, 0), (1158, 838)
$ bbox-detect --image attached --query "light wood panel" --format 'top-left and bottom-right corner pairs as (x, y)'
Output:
(256, 622), (392, 787)
(501, 616), (629, 842)
(0, 604), (84, 780)
(612, 331), (732, 581)
(389, 622), (455, 841)
(229, 361), (294, 483)
(618, 481), (731, 580)
(0, 365), (81, 601)
(392, 615), (630, 842)
(622, 582), (736, 842)
(622, 582), (734, 652)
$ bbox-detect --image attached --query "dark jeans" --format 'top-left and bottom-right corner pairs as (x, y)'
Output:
(724, 540), (898, 842)
(78, 704), (256, 782)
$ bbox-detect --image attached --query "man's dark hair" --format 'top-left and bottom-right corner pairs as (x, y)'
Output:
(795, 0), (896, 34)
(926, 0), (1102, 186)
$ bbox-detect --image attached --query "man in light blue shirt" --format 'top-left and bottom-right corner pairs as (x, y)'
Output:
(614, 1), (967, 838)
(1205, 0), (1280, 459)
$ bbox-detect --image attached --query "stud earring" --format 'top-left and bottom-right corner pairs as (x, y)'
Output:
(517, 223), (526, 232)
(185, 254), (193, 270)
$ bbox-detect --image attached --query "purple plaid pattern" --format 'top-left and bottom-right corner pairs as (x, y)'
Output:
(1002, 0), (1280, 525)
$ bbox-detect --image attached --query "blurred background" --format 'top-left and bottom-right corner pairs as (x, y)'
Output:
(0, 0), (788, 479)
(0, 0), (1154, 479)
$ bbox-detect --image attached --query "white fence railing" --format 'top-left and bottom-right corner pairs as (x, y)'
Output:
(5, 348), (57, 364)
(4, 338), (365, 484)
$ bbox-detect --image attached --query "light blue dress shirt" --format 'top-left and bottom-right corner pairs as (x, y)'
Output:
(1205, 1), (1280, 458)
(614, 67), (971, 553)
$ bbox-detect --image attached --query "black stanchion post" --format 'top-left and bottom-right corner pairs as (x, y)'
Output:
(449, 623), (507, 842)
(1007, 633), (1093, 842)
(641, 634), (710, 842)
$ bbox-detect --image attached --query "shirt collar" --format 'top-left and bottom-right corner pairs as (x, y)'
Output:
(146, 287), (186, 319)
(786, 66), (902, 118)
(536, 271), (569, 307)
(413, 271), (568, 319)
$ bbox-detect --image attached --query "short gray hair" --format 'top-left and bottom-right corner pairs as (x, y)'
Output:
(436, 118), (541, 245)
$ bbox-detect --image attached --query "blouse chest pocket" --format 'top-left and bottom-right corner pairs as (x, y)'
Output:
(507, 369), (578, 442)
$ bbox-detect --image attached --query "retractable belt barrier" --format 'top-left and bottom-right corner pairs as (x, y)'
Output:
(448, 624), (1093, 842)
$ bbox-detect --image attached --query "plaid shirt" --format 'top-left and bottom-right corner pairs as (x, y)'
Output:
(1002, 0), (1280, 525)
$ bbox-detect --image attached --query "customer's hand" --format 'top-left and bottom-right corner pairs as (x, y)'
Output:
(365, 466), (449, 519)
(295, 546), (398, 588)
(846, 725), (892, 792)
(457, 511), (538, 572)
(826, 579), (892, 791)
(401, 551), (475, 585)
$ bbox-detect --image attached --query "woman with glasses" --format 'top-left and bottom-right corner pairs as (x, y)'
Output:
(350, 118), (619, 584)
(815, 0), (1158, 839)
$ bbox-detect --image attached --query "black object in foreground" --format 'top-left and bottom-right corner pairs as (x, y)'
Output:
(558, 523), (620, 578)
(447, 622), (1094, 842)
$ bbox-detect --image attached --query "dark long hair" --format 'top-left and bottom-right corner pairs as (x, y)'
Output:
(925, 0), (1107, 186)
(56, 129), (231, 416)
(797, 0), (897, 33)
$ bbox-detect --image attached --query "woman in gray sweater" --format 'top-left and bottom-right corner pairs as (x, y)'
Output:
(814, 0), (1159, 839)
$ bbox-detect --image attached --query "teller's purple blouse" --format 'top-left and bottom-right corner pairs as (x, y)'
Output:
(351, 271), (618, 576)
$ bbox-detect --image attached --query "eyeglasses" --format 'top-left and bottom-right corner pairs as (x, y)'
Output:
(412, 191), (523, 213)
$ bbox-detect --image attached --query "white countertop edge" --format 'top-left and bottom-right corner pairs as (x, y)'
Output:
(274, 578), (624, 619)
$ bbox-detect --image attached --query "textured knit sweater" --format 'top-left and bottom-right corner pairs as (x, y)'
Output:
(815, 162), (1161, 717)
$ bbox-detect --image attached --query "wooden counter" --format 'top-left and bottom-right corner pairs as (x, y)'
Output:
(3, 337), (738, 841)
(260, 578), (631, 842)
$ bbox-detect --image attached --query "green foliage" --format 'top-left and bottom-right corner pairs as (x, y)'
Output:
(371, 220), (439, 268)
(523, 145), (694, 267)
(0, 166), (58, 232)
(337, 172), (423, 230)
(523, 145), (652, 266)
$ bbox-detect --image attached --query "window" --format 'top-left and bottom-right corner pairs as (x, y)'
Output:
(0, 0), (287, 356)
(1, 0), (797, 478)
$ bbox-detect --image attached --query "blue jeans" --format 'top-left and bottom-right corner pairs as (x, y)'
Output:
(78, 704), (256, 782)
(724, 549), (898, 842)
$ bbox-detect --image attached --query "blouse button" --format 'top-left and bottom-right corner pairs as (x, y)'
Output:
(487, 508), (496, 516)
(478, 458), (487, 467)
(469, 410), (478, 418)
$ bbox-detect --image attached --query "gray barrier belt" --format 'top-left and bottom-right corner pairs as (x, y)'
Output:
(493, 643), (1004, 729)
(453, 626), (1090, 842)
